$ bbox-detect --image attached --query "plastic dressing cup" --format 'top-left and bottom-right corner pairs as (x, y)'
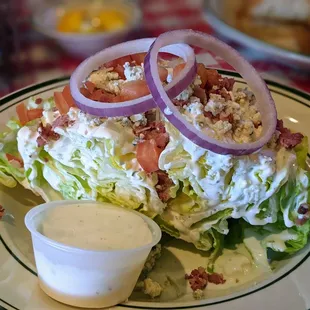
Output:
(25, 200), (161, 308)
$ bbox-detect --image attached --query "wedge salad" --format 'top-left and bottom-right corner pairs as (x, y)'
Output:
(0, 30), (309, 287)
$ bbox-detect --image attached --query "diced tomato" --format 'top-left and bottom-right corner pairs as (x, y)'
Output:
(130, 52), (147, 65)
(158, 66), (168, 82)
(84, 81), (96, 94)
(104, 55), (132, 68)
(80, 87), (91, 98)
(62, 85), (76, 108)
(6, 154), (23, 167)
(27, 109), (43, 121)
(173, 63), (186, 78)
(16, 103), (28, 125)
(120, 80), (150, 101)
(114, 64), (126, 79)
(136, 139), (162, 173)
(197, 63), (209, 88)
(99, 91), (119, 103)
(54, 91), (69, 115)
(90, 89), (104, 101)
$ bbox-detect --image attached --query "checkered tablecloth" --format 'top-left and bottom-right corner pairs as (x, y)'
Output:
(0, 0), (309, 97)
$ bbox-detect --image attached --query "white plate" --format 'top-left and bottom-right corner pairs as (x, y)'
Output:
(204, 0), (310, 69)
(0, 73), (310, 310)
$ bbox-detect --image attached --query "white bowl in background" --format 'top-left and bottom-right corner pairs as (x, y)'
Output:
(32, 0), (142, 59)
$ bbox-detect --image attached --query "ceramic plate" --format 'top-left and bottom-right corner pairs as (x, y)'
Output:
(204, 0), (310, 69)
(0, 72), (310, 310)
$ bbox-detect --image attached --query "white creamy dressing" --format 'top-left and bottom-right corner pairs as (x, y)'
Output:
(39, 204), (153, 250)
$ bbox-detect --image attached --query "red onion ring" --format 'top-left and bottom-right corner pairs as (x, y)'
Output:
(70, 38), (196, 117)
(144, 30), (277, 156)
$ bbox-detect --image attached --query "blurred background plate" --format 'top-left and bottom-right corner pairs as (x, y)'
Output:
(204, 0), (310, 70)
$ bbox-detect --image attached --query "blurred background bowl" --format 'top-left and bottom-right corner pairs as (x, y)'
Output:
(32, 0), (142, 59)
(204, 0), (310, 70)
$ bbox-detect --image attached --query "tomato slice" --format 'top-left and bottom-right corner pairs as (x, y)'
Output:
(173, 63), (186, 78)
(62, 85), (76, 108)
(27, 109), (43, 121)
(197, 63), (208, 89)
(120, 80), (150, 101)
(80, 87), (91, 98)
(84, 81), (96, 94)
(105, 55), (132, 68)
(114, 64), (126, 79)
(16, 103), (28, 125)
(54, 91), (69, 115)
(130, 52), (147, 65)
(136, 139), (161, 173)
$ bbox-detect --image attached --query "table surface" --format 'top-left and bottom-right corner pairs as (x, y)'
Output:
(0, 0), (309, 98)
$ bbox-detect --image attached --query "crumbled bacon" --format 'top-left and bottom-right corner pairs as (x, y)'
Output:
(0, 206), (5, 220)
(172, 99), (188, 107)
(185, 267), (226, 291)
(219, 112), (234, 123)
(135, 122), (169, 149)
(204, 111), (219, 123)
(296, 203), (310, 226)
(155, 171), (173, 202)
(36, 123), (60, 147)
(209, 87), (231, 101)
(204, 69), (235, 92)
(52, 115), (74, 130)
(276, 119), (304, 149)
(298, 203), (309, 215)
(193, 86), (207, 104)
(185, 267), (208, 291)
(208, 273), (226, 285)
(35, 98), (43, 105)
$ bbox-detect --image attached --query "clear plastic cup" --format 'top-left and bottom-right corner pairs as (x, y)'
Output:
(25, 200), (161, 308)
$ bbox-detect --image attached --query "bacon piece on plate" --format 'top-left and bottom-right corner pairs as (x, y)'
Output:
(276, 119), (304, 148)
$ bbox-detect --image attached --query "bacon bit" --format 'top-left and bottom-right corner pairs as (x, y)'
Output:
(36, 123), (60, 147)
(185, 267), (226, 291)
(254, 121), (262, 129)
(134, 122), (169, 149)
(155, 171), (174, 202)
(142, 122), (169, 149)
(203, 69), (235, 100)
(172, 99), (188, 107)
(204, 111), (219, 123)
(52, 115), (74, 130)
(193, 86), (207, 104)
(85, 81), (96, 94)
(0, 206), (5, 220)
(35, 98), (43, 105)
(276, 119), (304, 149)
(185, 267), (208, 291)
(209, 87), (231, 101)
(6, 154), (24, 168)
(219, 112), (234, 123)
(296, 203), (310, 226)
(208, 273), (226, 285)
(298, 203), (309, 215)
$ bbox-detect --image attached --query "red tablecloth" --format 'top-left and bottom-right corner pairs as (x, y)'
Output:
(0, 0), (309, 97)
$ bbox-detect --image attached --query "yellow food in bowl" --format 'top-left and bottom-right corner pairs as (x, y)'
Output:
(57, 8), (128, 33)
